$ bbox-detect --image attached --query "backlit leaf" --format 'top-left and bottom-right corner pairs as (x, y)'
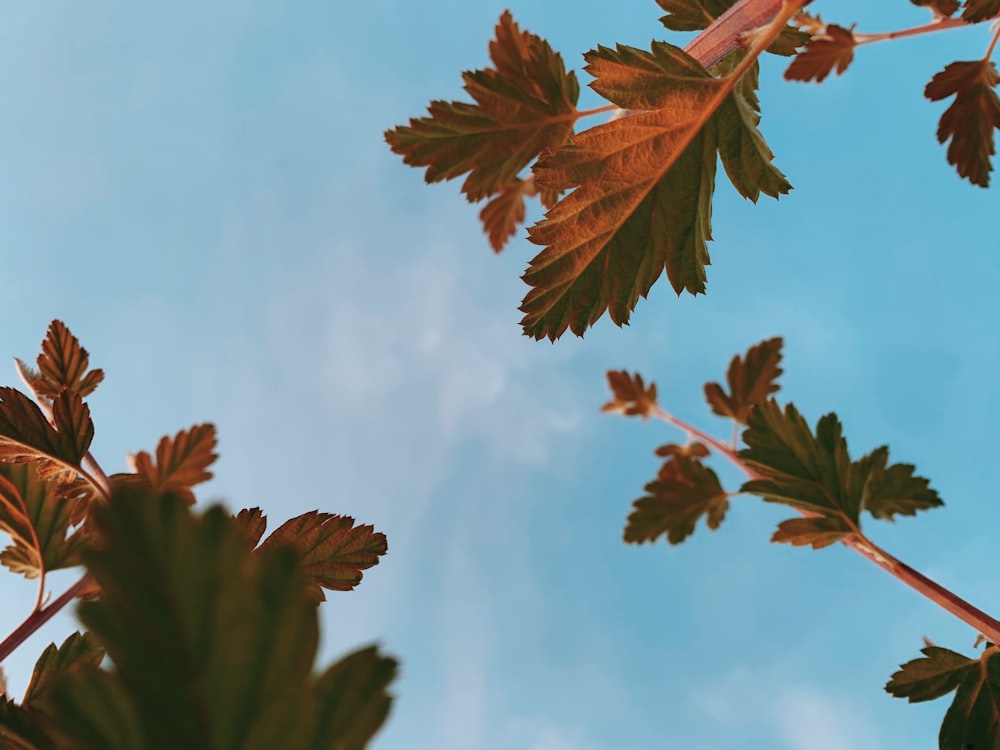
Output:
(385, 11), (579, 202)
(233, 506), (268, 548)
(783, 23), (856, 83)
(522, 41), (789, 340)
(962, 0), (1000, 22)
(624, 452), (728, 544)
(29, 321), (105, 401)
(0, 463), (85, 579)
(703, 336), (783, 424)
(0, 389), (93, 484)
(257, 511), (388, 599)
(480, 179), (527, 253)
(860, 446), (943, 520)
(0, 696), (49, 750)
(771, 515), (852, 549)
(24, 633), (104, 709)
(654, 442), (710, 459)
(656, 0), (730, 31)
(886, 645), (1000, 750)
(601, 371), (659, 419)
(925, 59), (1000, 187)
(129, 424), (217, 504)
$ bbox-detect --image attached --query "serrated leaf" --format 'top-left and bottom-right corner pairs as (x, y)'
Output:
(783, 24), (856, 83)
(703, 336), (783, 424)
(962, 0), (1000, 22)
(522, 42), (789, 340)
(30, 321), (105, 401)
(308, 646), (398, 750)
(771, 515), (852, 548)
(0, 463), (85, 579)
(257, 511), (387, 600)
(385, 11), (579, 202)
(129, 424), (217, 503)
(601, 371), (659, 419)
(656, 0), (731, 31)
(860, 446), (943, 520)
(480, 179), (527, 253)
(0, 388), (93, 484)
(233, 506), (268, 548)
(887, 645), (1000, 750)
(925, 59), (1000, 187)
(24, 633), (104, 708)
(624, 453), (729, 544)
(910, 0), (960, 18)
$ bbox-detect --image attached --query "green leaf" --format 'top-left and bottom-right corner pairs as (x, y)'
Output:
(385, 11), (579, 202)
(962, 0), (1000, 22)
(624, 453), (729, 544)
(521, 41), (789, 340)
(703, 336), (783, 424)
(924, 59), (1000, 187)
(656, 0), (731, 31)
(15, 321), (105, 402)
(860, 446), (943, 520)
(910, 0), (960, 18)
(23, 633), (104, 708)
(601, 370), (660, 419)
(257, 511), (388, 600)
(0, 388), (94, 485)
(308, 646), (398, 750)
(0, 462), (86, 579)
(783, 24), (856, 83)
(770, 515), (852, 549)
(886, 645), (1000, 750)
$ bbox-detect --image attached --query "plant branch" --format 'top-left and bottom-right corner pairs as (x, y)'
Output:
(0, 573), (92, 664)
(854, 14), (997, 47)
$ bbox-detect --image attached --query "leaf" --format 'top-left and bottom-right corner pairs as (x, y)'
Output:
(128, 424), (217, 503)
(624, 452), (729, 544)
(0, 696), (49, 750)
(384, 11), (579, 202)
(522, 42), (789, 340)
(783, 24), (856, 83)
(26, 321), (105, 401)
(0, 389), (93, 485)
(480, 179), (527, 253)
(601, 371), (659, 419)
(656, 0), (731, 31)
(0, 463), (86, 579)
(703, 336), (783, 424)
(23, 633), (104, 708)
(910, 0), (960, 18)
(925, 59), (1000, 187)
(257, 511), (388, 600)
(886, 645), (1000, 750)
(654, 442), (711, 459)
(308, 646), (398, 750)
(962, 0), (1000, 22)
(861, 446), (943, 520)
(771, 515), (852, 549)
(233, 506), (268, 548)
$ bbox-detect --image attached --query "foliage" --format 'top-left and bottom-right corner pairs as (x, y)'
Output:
(0, 322), (395, 750)
(387, 0), (1000, 746)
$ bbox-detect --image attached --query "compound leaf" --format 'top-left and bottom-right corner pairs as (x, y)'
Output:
(624, 453), (728, 544)
(0, 389), (93, 485)
(963, 0), (1000, 22)
(129, 424), (217, 503)
(22, 321), (105, 401)
(522, 41), (788, 340)
(886, 645), (1000, 750)
(258, 511), (388, 599)
(0, 463), (85, 579)
(703, 336), (783, 424)
(24, 633), (104, 709)
(784, 24), (856, 83)
(601, 371), (659, 419)
(925, 59), (1000, 187)
(385, 11), (579, 202)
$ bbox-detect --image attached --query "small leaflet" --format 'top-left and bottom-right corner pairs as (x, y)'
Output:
(886, 645), (1000, 750)
(479, 180), (528, 253)
(962, 0), (1000, 22)
(909, 0), (960, 18)
(15, 320), (104, 402)
(601, 371), (660, 419)
(129, 423), (218, 504)
(770, 515), (853, 549)
(924, 59), (1000, 187)
(783, 23), (856, 83)
(703, 336), (783, 424)
(0, 388), (94, 485)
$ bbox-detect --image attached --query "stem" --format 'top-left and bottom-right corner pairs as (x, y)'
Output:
(985, 21), (1000, 60)
(653, 408), (1000, 643)
(0, 574), (92, 664)
(855, 13), (1000, 47)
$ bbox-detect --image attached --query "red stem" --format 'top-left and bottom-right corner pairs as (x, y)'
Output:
(0, 574), (92, 664)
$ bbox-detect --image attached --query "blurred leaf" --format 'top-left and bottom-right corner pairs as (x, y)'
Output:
(962, 0), (1000, 22)
(129, 424), (217, 503)
(385, 10), (579, 202)
(20, 321), (105, 401)
(654, 442), (710, 459)
(656, 0), (730, 30)
(909, 0), (960, 18)
(24, 633), (104, 708)
(624, 453), (728, 544)
(886, 645), (1000, 750)
(925, 59), (1000, 187)
(601, 371), (659, 419)
(784, 24), (856, 83)
(0, 463), (85, 579)
(0, 389), (93, 484)
(479, 179), (527, 252)
(258, 512), (388, 600)
(703, 336), (783, 424)
(522, 42), (788, 339)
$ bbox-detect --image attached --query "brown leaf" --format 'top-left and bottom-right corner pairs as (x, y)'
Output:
(0, 388), (94, 484)
(27, 320), (105, 401)
(130, 423), (217, 501)
(784, 24), (856, 83)
(480, 180), (527, 253)
(601, 371), (659, 419)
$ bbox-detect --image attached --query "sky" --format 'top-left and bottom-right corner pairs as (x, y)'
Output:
(1, 1), (999, 748)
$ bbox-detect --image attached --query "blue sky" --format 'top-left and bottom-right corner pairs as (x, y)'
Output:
(1, 1), (999, 748)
